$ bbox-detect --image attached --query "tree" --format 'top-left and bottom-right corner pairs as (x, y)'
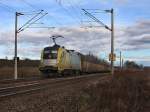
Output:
(124, 61), (143, 69)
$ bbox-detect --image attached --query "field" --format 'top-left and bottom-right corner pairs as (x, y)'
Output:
(0, 69), (149, 112)
(0, 59), (40, 79)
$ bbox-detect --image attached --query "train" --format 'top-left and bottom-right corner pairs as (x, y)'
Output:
(39, 43), (109, 77)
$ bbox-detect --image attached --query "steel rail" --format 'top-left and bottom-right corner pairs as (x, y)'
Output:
(0, 73), (109, 98)
(0, 77), (41, 84)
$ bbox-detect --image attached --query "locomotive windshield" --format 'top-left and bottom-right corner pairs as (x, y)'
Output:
(43, 44), (60, 59)
(43, 50), (57, 59)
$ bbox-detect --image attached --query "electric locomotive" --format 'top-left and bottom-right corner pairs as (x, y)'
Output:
(39, 35), (81, 77)
(39, 35), (109, 77)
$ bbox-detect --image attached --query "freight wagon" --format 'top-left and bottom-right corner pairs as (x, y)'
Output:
(80, 55), (107, 73)
(39, 44), (108, 77)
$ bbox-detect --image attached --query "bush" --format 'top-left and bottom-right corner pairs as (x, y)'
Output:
(59, 71), (149, 112)
(124, 61), (143, 69)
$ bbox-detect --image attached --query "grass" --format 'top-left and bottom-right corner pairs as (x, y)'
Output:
(52, 70), (150, 112)
(0, 67), (40, 79)
(0, 59), (40, 79)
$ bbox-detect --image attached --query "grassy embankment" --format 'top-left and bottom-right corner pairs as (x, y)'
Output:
(50, 70), (150, 112)
(0, 59), (40, 79)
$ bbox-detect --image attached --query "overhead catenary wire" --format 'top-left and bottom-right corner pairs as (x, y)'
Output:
(19, 12), (48, 32)
(65, 0), (82, 24)
(20, 0), (63, 27)
(82, 9), (111, 31)
(55, 0), (81, 25)
(21, 0), (37, 10)
(19, 10), (44, 15)
(19, 0), (84, 27)
(18, 10), (44, 32)
(71, 0), (86, 26)
(0, 1), (17, 13)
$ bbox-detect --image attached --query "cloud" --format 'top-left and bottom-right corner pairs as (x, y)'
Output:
(124, 56), (150, 62)
(121, 20), (150, 50)
(0, 20), (150, 65)
(0, 27), (110, 59)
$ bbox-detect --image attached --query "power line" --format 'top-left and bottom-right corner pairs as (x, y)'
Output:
(18, 10), (49, 33)
(0, 2), (16, 13)
(65, 0), (82, 24)
(21, 0), (37, 10)
(20, 12), (48, 32)
(20, 0), (63, 26)
(70, 0), (83, 19)
(18, 10), (44, 32)
(55, 0), (81, 25)
(82, 9), (111, 31)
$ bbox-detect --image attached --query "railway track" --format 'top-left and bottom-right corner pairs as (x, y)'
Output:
(0, 76), (41, 85)
(0, 76), (63, 88)
(0, 73), (109, 98)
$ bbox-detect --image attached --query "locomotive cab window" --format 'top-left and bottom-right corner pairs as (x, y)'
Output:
(43, 50), (58, 59)
(51, 50), (57, 59)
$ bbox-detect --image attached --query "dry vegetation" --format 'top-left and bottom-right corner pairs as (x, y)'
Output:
(50, 70), (149, 112)
(0, 70), (149, 112)
(0, 60), (149, 112)
(0, 59), (40, 79)
(0, 67), (40, 79)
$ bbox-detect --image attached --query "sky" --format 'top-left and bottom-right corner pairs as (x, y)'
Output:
(0, 0), (150, 66)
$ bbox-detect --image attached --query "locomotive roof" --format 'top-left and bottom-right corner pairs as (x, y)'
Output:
(44, 44), (60, 50)
(44, 44), (82, 56)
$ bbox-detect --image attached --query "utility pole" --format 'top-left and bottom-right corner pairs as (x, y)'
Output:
(82, 8), (115, 76)
(14, 10), (47, 80)
(120, 51), (122, 69)
(110, 8), (114, 75)
(14, 12), (23, 80)
(14, 12), (18, 80)
(122, 58), (124, 69)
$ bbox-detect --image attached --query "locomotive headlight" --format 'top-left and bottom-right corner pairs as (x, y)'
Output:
(52, 51), (57, 53)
